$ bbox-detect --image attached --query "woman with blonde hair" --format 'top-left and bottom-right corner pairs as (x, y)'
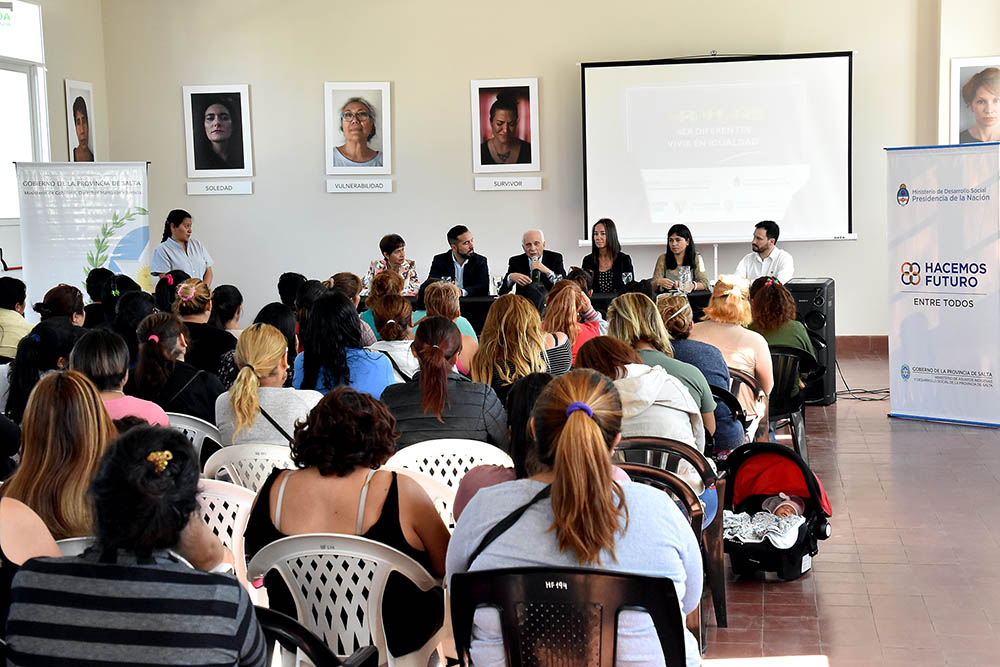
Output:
(173, 278), (236, 375)
(360, 270), (404, 342)
(215, 323), (322, 446)
(541, 279), (602, 363)
(690, 274), (772, 419)
(447, 369), (703, 666)
(471, 294), (571, 405)
(419, 281), (478, 375)
(4, 370), (116, 540)
(607, 292), (716, 436)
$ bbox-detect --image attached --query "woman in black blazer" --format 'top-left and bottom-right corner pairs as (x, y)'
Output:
(581, 218), (634, 294)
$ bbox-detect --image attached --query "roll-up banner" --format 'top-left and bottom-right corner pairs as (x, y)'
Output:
(15, 162), (152, 314)
(885, 144), (1000, 427)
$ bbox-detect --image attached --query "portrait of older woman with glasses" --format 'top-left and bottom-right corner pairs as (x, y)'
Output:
(334, 96), (383, 167)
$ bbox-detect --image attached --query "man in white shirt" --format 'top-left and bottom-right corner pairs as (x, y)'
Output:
(734, 220), (794, 283)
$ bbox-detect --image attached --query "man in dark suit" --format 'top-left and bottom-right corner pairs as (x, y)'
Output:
(427, 224), (490, 297)
(499, 229), (565, 295)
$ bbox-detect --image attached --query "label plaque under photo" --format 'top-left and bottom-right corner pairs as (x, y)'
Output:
(475, 176), (542, 191)
(326, 179), (394, 193)
(187, 181), (253, 195)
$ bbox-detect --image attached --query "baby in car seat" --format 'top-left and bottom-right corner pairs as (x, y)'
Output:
(762, 493), (806, 518)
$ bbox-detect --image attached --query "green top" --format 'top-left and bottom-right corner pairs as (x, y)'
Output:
(750, 320), (815, 357)
(412, 311), (478, 341)
(637, 348), (717, 414)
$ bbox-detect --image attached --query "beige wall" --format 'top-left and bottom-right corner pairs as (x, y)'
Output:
(92, 0), (943, 333)
(938, 0), (1000, 142)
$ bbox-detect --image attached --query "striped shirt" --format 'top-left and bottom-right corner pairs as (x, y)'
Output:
(6, 550), (265, 666)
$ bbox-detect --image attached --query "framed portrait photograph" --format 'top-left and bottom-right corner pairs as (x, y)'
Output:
(325, 82), (391, 175)
(471, 78), (540, 173)
(65, 80), (95, 162)
(182, 84), (254, 178)
(950, 57), (1000, 144)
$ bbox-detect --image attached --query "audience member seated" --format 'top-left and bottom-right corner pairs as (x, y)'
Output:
(690, 275), (773, 419)
(446, 369), (703, 666)
(208, 284), (244, 337)
(244, 387), (449, 654)
(153, 270), (190, 312)
(173, 278), (237, 375)
(499, 229), (566, 295)
(362, 233), (421, 296)
(6, 426), (265, 665)
(277, 271), (307, 309)
(381, 317), (508, 450)
(133, 313), (225, 423)
(0, 277), (31, 361)
(4, 370), (117, 540)
(327, 271), (377, 347)
(0, 415), (19, 480)
(471, 294), (572, 405)
(32, 283), (85, 326)
(294, 292), (394, 398)
(367, 294), (420, 381)
(580, 218), (635, 294)
(412, 279), (478, 340)
(70, 329), (169, 426)
(219, 302), (297, 388)
(0, 497), (61, 639)
(294, 279), (333, 352)
(360, 270), (404, 342)
(99, 274), (141, 324)
(748, 277), (817, 380)
(607, 292), (717, 438)
(418, 281), (478, 372)
(216, 323), (322, 446)
(541, 279), (602, 363)
(3, 319), (81, 422)
(110, 291), (155, 368)
(567, 268), (610, 333)
(659, 294), (744, 457)
(83, 267), (113, 328)
(652, 223), (709, 293)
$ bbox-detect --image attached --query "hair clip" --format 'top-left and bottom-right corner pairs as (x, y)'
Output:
(165, 274), (174, 286)
(432, 344), (440, 349)
(386, 319), (396, 325)
(29, 334), (41, 343)
(146, 450), (173, 473)
(147, 334), (159, 344)
(667, 302), (691, 321)
(566, 401), (593, 418)
(110, 288), (120, 298)
(177, 284), (196, 301)
(765, 278), (775, 286)
(245, 363), (256, 373)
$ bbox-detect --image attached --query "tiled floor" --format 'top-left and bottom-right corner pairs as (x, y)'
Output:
(704, 348), (1000, 666)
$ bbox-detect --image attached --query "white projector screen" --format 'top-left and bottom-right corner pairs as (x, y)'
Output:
(582, 53), (852, 244)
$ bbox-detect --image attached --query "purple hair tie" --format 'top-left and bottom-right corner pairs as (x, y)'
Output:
(566, 401), (593, 418)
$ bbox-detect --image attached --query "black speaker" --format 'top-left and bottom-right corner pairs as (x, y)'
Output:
(785, 278), (836, 405)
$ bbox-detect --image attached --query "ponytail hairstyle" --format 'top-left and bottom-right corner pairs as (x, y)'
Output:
(5, 319), (81, 423)
(230, 324), (288, 435)
(172, 278), (212, 316)
(162, 209), (191, 243)
(301, 292), (361, 391)
(703, 274), (752, 326)
(371, 294), (412, 342)
(133, 313), (189, 400)
(412, 317), (462, 421)
(748, 276), (796, 333)
(541, 280), (583, 344)
(532, 369), (627, 565)
(111, 291), (156, 366)
(100, 274), (141, 322)
(33, 283), (85, 321)
(208, 284), (242, 329)
(154, 270), (190, 312)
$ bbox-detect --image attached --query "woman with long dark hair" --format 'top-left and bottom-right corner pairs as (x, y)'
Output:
(110, 291), (155, 367)
(293, 292), (394, 398)
(3, 319), (81, 423)
(381, 317), (507, 449)
(207, 284), (243, 337)
(652, 223), (709, 292)
(446, 369), (703, 666)
(150, 209), (214, 285)
(581, 218), (634, 294)
(218, 302), (297, 388)
(367, 294), (420, 382)
(541, 279), (602, 363)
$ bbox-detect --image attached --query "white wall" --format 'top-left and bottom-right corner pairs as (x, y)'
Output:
(91, 0), (944, 333)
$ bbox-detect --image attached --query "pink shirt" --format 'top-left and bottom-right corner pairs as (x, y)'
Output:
(689, 319), (773, 416)
(103, 395), (170, 426)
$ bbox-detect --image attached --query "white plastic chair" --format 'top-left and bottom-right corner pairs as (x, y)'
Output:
(383, 465), (457, 532)
(56, 536), (195, 568)
(197, 479), (256, 586)
(247, 533), (444, 667)
(167, 412), (223, 460)
(203, 443), (296, 493)
(384, 439), (513, 489)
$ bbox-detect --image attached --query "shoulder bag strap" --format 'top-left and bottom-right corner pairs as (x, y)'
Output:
(165, 369), (205, 406)
(376, 349), (415, 382)
(465, 484), (551, 571)
(258, 405), (294, 443)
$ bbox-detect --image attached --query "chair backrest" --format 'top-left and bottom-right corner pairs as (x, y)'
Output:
(710, 384), (748, 431)
(767, 349), (804, 419)
(203, 443), (295, 493)
(383, 465), (457, 532)
(246, 534), (440, 661)
(384, 439), (513, 488)
(254, 606), (379, 667)
(615, 436), (717, 489)
(167, 412), (223, 461)
(55, 536), (94, 557)
(450, 567), (686, 667)
(617, 463), (704, 543)
(197, 479), (256, 584)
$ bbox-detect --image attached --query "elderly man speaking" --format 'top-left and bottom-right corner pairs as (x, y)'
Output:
(499, 229), (566, 295)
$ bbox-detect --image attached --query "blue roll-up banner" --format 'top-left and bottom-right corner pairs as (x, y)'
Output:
(886, 144), (1000, 427)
